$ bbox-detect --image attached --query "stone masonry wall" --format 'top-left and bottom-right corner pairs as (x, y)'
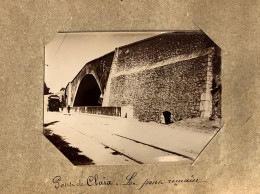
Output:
(109, 55), (209, 122)
(66, 51), (114, 106)
(65, 32), (221, 120)
(211, 48), (221, 118)
(116, 32), (214, 73)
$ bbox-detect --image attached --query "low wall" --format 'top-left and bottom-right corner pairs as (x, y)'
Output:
(70, 106), (121, 117)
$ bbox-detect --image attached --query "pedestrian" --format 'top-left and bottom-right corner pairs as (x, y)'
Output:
(67, 105), (70, 113)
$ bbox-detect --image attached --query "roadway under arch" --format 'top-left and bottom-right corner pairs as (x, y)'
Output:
(73, 74), (102, 106)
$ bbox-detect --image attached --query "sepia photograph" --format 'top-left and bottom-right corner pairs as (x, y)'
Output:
(44, 31), (222, 165)
(1, 0), (258, 193)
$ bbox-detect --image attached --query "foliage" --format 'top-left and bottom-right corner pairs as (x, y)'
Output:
(44, 82), (50, 95)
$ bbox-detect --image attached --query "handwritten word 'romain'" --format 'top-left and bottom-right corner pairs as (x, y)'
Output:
(168, 175), (200, 184)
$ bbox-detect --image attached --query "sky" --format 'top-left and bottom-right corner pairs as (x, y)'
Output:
(45, 32), (165, 93)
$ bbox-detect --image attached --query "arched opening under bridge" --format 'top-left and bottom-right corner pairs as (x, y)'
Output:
(73, 74), (102, 106)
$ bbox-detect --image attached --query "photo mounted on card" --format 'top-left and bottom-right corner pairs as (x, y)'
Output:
(44, 31), (222, 165)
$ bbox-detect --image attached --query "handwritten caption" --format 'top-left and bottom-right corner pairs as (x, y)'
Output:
(52, 172), (205, 190)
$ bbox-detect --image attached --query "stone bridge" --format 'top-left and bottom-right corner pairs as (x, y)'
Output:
(65, 51), (114, 107)
(65, 31), (221, 122)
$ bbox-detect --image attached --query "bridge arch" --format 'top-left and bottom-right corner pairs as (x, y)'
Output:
(73, 74), (102, 106)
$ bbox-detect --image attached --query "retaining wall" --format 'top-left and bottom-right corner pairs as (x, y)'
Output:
(70, 106), (121, 117)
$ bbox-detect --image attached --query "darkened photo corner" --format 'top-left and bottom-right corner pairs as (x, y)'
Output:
(43, 31), (221, 165)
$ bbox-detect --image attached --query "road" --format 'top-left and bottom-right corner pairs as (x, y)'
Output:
(44, 112), (216, 165)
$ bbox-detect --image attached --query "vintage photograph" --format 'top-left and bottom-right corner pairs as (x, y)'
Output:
(44, 31), (222, 165)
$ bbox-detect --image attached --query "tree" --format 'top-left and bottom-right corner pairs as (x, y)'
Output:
(44, 82), (50, 95)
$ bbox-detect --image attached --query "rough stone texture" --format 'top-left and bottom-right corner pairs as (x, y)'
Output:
(109, 55), (209, 122)
(116, 32), (215, 72)
(65, 51), (114, 106)
(211, 48), (222, 118)
(66, 32), (221, 122)
(105, 32), (221, 122)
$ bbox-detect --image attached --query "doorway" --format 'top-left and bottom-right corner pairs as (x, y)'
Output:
(163, 111), (171, 124)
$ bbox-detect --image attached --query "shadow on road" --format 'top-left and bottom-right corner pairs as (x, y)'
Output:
(43, 121), (59, 127)
(43, 128), (95, 165)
